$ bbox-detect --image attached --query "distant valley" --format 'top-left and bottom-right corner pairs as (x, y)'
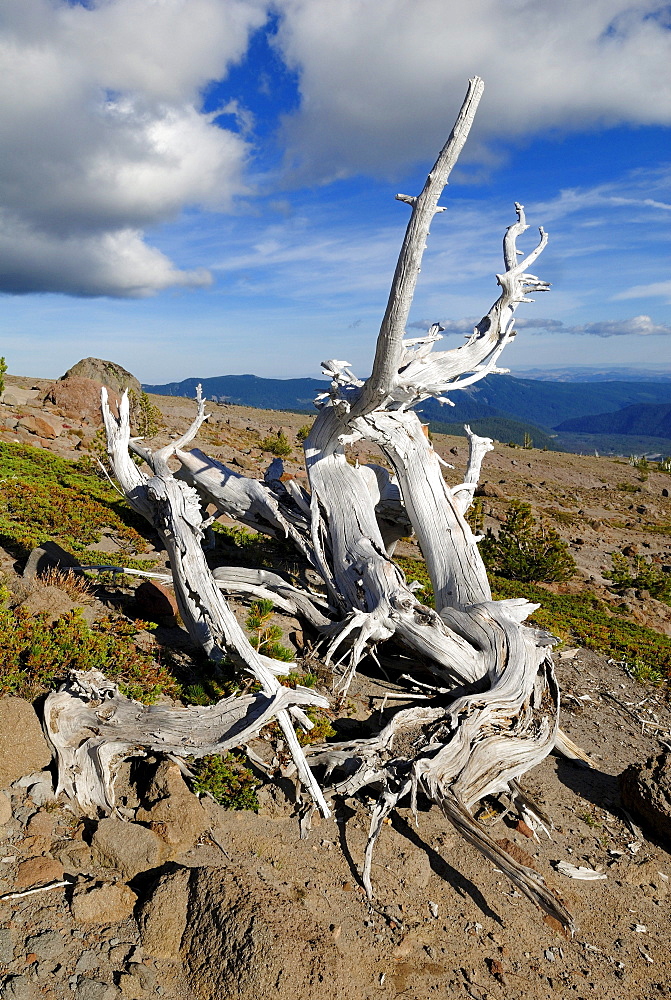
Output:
(143, 372), (671, 456)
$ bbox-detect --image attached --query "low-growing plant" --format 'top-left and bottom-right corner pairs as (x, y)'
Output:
(0, 607), (179, 702)
(259, 430), (292, 458)
(189, 752), (260, 810)
(0, 440), (151, 561)
(296, 423), (313, 442)
(480, 501), (576, 583)
(491, 575), (671, 681)
(0, 357), (7, 397)
(38, 567), (96, 604)
(296, 708), (336, 746)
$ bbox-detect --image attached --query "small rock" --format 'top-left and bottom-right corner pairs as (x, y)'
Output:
(25, 811), (55, 838)
(0, 974), (39, 999)
(0, 926), (15, 963)
(14, 855), (64, 889)
(475, 481), (506, 499)
(0, 791), (12, 825)
(128, 964), (157, 991)
(74, 951), (103, 974)
(75, 978), (118, 1000)
(22, 541), (80, 580)
(135, 761), (208, 854)
(24, 930), (62, 962)
(133, 582), (178, 626)
(0, 699), (52, 790)
(17, 413), (62, 439)
(91, 818), (168, 879)
(1, 386), (37, 406)
(70, 882), (138, 924)
(137, 868), (190, 959)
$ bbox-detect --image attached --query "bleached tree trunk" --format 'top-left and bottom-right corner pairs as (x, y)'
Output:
(46, 77), (591, 932)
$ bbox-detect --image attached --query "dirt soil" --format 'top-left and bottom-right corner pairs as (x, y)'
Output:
(1, 375), (671, 999)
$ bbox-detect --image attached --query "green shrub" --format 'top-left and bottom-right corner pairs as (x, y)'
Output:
(0, 607), (179, 702)
(480, 501), (576, 583)
(190, 752), (260, 810)
(465, 498), (485, 535)
(246, 599), (294, 661)
(296, 708), (336, 746)
(296, 423), (313, 442)
(130, 391), (164, 438)
(607, 551), (671, 605)
(259, 431), (292, 457)
(0, 357), (7, 397)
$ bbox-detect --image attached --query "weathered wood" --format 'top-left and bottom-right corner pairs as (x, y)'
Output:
(75, 77), (592, 932)
(44, 668), (328, 816)
(102, 389), (331, 817)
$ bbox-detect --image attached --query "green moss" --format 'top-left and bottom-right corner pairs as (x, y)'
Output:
(190, 752), (260, 810)
(0, 607), (179, 702)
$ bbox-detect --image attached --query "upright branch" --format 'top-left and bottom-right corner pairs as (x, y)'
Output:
(351, 76), (485, 418)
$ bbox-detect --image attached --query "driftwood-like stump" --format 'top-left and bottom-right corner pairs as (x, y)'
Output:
(45, 77), (593, 934)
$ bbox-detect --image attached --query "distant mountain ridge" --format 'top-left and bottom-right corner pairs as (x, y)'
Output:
(143, 373), (671, 442)
(557, 402), (671, 438)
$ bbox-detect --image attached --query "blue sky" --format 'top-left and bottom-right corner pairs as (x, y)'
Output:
(0, 0), (670, 384)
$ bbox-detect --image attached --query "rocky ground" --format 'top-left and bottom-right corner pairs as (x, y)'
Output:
(0, 363), (670, 1000)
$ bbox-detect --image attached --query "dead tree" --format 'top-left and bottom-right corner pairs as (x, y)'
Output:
(47, 77), (589, 932)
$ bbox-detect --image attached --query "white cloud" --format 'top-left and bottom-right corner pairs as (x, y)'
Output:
(614, 280), (671, 303)
(274, 0), (671, 181)
(567, 315), (671, 337)
(409, 314), (671, 338)
(0, 0), (267, 296)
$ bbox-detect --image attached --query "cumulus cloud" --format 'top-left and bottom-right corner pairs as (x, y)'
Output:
(0, 0), (266, 296)
(274, 0), (671, 180)
(409, 315), (671, 337)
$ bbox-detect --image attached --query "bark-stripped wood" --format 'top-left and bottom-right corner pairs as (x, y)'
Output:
(45, 77), (597, 933)
(44, 668), (328, 816)
(101, 389), (330, 818)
